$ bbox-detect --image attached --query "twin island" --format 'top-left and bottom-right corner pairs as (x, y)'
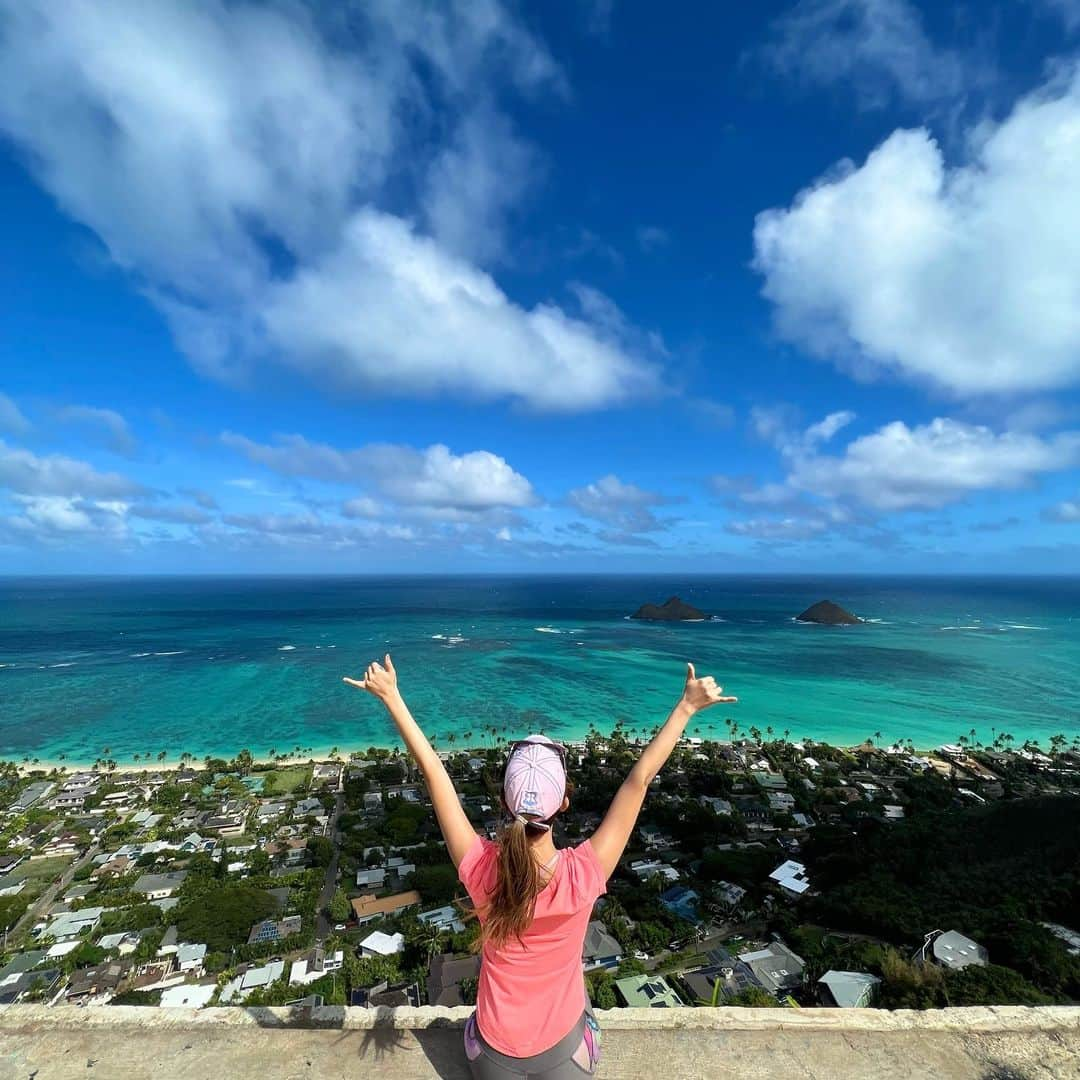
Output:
(630, 596), (862, 625)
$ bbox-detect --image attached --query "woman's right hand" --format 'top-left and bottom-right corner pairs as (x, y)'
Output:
(681, 662), (737, 713)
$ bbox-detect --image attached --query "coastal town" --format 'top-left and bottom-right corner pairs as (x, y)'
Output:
(1, 727), (1077, 1012)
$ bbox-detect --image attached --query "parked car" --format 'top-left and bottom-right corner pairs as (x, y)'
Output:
(334, 923), (347, 932)
(633, 950), (649, 961)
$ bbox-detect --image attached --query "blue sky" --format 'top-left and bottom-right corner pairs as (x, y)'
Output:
(3, 0), (1080, 573)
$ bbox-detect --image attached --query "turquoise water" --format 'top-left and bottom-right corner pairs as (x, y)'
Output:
(0, 576), (1077, 765)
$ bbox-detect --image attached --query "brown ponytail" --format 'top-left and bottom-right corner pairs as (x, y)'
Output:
(468, 778), (573, 952)
(475, 816), (544, 951)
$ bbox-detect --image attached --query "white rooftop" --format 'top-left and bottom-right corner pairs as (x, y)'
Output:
(769, 860), (810, 895)
(359, 930), (404, 955)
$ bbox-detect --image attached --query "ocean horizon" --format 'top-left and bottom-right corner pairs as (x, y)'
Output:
(2, 574), (1078, 767)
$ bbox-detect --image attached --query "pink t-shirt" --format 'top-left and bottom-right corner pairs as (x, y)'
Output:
(457, 834), (608, 1057)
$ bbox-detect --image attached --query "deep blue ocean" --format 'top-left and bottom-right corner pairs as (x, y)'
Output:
(0, 576), (1077, 766)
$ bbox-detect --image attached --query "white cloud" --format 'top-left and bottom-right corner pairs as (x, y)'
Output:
(726, 516), (830, 540)
(636, 226), (669, 252)
(0, 393), (30, 435)
(258, 211), (657, 410)
(754, 0), (972, 110)
(567, 474), (676, 533)
(341, 497), (382, 520)
(6, 495), (130, 541)
(222, 431), (536, 512)
(422, 104), (538, 265)
(751, 405), (854, 457)
(0, 0), (652, 410)
(1044, 499), (1080, 523)
(56, 405), (137, 457)
(786, 417), (1080, 510)
(754, 66), (1080, 396)
(129, 503), (211, 525)
(0, 440), (143, 498)
(1041, 0), (1080, 31)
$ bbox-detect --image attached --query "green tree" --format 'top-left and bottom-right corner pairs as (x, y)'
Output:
(307, 836), (334, 868)
(329, 888), (351, 924)
(586, 970), (617, 1009)
(727, 986), (775, 1007)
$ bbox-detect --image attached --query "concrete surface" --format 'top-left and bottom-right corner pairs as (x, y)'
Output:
(0, 1004), (1078, 1079)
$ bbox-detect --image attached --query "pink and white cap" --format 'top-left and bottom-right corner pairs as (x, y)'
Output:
(503, 734), (567, 829)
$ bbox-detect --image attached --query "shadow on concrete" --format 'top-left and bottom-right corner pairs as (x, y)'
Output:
(243, 1004), (469, 1079)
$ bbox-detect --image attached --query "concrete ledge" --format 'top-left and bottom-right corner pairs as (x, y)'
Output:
(1, 1004), (1078, 1079)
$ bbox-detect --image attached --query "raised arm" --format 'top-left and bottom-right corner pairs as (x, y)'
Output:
(588, 663), (736, 879)
(344, 655), (477, 867)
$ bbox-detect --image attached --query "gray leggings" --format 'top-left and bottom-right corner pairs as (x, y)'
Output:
(463, 1008), (601, 1079)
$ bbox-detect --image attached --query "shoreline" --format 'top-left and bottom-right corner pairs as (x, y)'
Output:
(11, 735), (995, 777)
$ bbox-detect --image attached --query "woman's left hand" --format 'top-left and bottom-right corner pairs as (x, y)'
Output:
(343, 653), (399, 703)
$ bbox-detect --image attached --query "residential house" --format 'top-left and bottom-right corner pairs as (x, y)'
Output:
(133, 870), (188, 900)
(362, 792), (383, 811)
(200, 812), (246, 837)
(359, 930), (404, 958)
(98, 931), (143, 956)
(355, 867), (387, 889)
(752, 771), (788, 791)
(7, 782), (55, 814)
(699, 796), (733, 816)
(176, 832), (215, 855)
(256, 800), (291, 824)
(156, 926), (179, 955)
(818, 970), (881, 1008)
(385, 785), (422, 803)
(36, 833), (82, 859)
(0, 966), (62, 1004)
(924, 930), (989, 971)
(660, 885), (700, 923)
(425, 953), (480, 1007)
(294, 797), (325, 818)
(64, 960), (131, 1005)
(350, 890), (421, 926)
(0, 874), (27, 898)
(766, 791), (797, 813)
(159, 983), (216, 1008)
(247, 914), (302, 945)
(176, 943), (208, 975)
(312, 762), (342, 786)
(350, 979), (422, 1008)
(0, 854), (26, 875)
(221, 960), (287, 1001)
(639, 825), (668, 848)
(582, 921), (623, 973)
(769, 860), (811, 898)
(290, 946), (345, 985)
(714, 881), (747, 910)
(418, 904), (466, 934)
(737, 941), (806, 996)
(614, 974), (684, 1008)
(44, 907), (104, 942)
(9, 820), (47, 848)
(629, 859), (679, 883)
(681, 955), (762, 1005)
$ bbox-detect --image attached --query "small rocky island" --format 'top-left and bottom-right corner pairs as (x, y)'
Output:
(796, 600), (862, 625)
(630, 596), (707, 621)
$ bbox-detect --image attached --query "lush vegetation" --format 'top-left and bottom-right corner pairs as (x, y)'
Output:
(802, 795), (1080, 1000)
(260, 766), (312, 796)
(175, 884), (277, 952)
